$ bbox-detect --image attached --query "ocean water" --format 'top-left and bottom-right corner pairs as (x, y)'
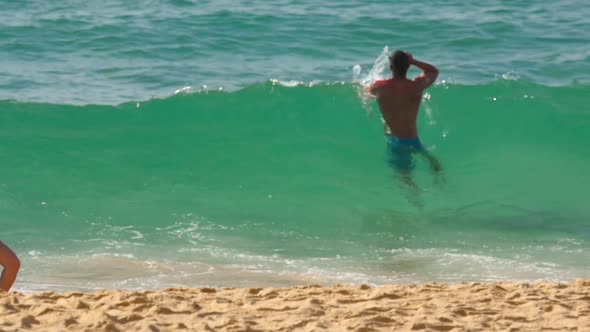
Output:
(0, 0), (589, 292)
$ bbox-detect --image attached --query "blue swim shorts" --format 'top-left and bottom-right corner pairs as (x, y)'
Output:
(386, 135), (424, 171)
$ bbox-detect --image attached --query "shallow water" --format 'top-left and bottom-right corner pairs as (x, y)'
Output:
(0, 0), (589, 291)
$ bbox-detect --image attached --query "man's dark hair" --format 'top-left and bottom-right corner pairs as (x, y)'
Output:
(390, 50), (410, 77)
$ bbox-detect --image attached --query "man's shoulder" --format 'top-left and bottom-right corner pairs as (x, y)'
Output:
(372, 79), (389, 87)
(368, 80), (389, 95)
(383, 79), (422, 91)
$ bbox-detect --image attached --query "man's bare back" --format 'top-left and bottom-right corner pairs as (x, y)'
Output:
(369, 52), (438, 138)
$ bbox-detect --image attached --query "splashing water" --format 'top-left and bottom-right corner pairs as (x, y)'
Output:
(353, 46), (392, 87)
(353, 46), (393, 114)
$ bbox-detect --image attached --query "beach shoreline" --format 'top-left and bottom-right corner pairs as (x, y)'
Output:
(1, 280), (588, 331)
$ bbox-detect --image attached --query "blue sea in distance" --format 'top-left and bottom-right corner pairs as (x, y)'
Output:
(0, 0), (589, 292)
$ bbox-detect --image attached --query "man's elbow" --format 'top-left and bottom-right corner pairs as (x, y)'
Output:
(7, 254), (20, 271)
(14, 256), (21, 271)
(429, 68), (439, 82)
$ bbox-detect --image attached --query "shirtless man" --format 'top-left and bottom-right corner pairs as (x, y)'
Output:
(368, 50), (441, 187)
(0, 241), (20, 291)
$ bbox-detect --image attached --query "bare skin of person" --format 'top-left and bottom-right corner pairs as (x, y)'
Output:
(0, 241), (20, 292)
(368, 50), (441, 190)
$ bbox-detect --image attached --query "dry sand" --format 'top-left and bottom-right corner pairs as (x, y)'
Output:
(1, 280), (589, 331)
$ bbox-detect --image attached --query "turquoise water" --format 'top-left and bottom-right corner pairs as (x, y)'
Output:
(1, 1), (589, 292)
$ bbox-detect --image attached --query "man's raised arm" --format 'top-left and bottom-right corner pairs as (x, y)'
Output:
(410, 55), (439, 89)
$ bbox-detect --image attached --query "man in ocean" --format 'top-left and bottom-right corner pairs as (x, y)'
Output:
(368, 50), (441, 188)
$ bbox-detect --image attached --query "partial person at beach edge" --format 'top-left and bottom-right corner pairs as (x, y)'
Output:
(0, 241), (20, 292)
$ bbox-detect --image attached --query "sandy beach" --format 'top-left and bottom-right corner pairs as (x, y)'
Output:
(0, 280), (588, 331)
